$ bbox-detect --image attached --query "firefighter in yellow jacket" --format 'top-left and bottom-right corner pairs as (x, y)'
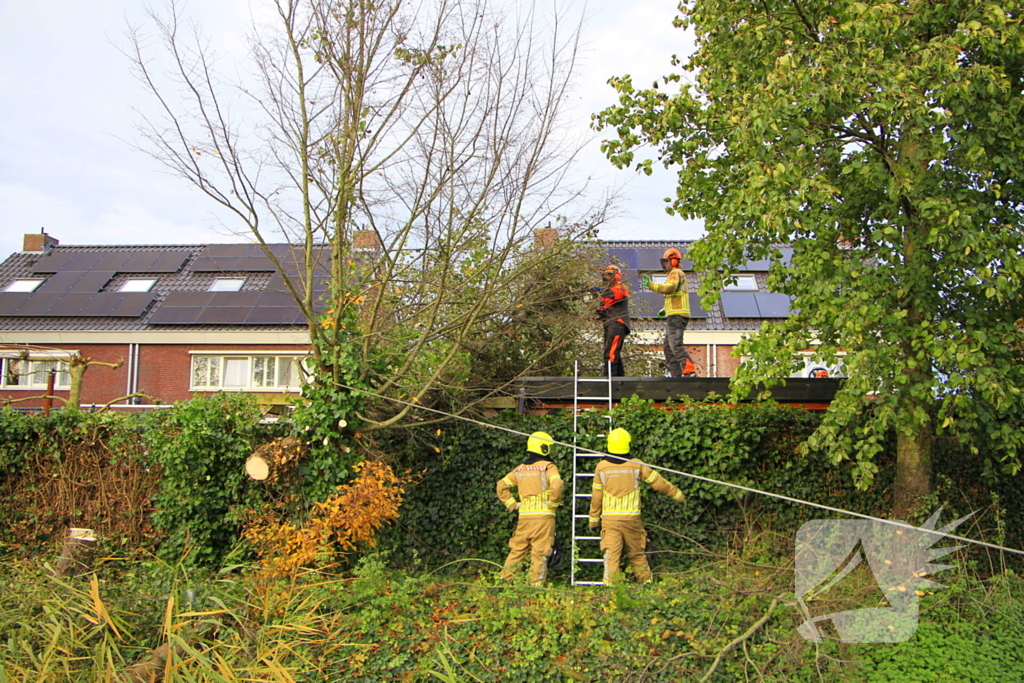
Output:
(497, 431), (564, 584)
(588, 427), (684, 584)
(642, 247), (697, 377)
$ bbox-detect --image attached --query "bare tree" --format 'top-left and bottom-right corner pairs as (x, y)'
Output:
(125, 0), (607, 429)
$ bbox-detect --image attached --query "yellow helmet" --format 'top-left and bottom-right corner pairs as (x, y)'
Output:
(607, 427), (631, 455)
(527, 431), (554, 457)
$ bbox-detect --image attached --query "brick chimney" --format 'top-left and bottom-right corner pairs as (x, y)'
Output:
(352, 229), (382, 252)
(24, 231), (59, 253)
(533, 227), (558, 248)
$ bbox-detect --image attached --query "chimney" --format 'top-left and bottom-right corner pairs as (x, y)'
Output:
(533, 227), (558, 249)
(352, 229), (382, 252)
(24, 230), (59, 253)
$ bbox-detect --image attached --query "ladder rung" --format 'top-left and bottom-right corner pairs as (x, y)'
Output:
(574, 453), (605, 458)
(573, 514), (594, 519)
(577, 558), (604, 564)
(574, 493), (592, 499)
(574, 581), (605, 586)
(575, 535), (600, 541)
(574, 474), (594, 479)
(578, 378), (612, 383)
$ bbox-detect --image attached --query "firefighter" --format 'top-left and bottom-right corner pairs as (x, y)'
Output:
(596, 264), (630, 377)
(497, 431), (564, 584)
(588, 427), (684, 584)
(641, 247), (697, 377)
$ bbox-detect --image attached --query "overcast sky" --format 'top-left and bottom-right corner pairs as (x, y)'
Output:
(0, 0), (702, 258)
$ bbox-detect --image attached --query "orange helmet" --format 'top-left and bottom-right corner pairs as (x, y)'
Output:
(661, 248), (682, 269)
(603, 264), (622, 283)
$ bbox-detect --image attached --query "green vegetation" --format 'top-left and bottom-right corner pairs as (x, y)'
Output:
(2, 398), (1023, 679)
(595, 0), (1024, 517)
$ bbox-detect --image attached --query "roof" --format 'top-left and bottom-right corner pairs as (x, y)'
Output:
(0, 238), (793, 335)
(0, 243), (328, 332)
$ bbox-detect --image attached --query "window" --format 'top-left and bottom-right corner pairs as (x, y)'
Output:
(209, 278), (246, 292)
(1, 357), (71, 389)
(120, 278), (158, 292)
(4, 279), (44, 293)
(723, 275), (758, 291)
(191, 354), (305, 391)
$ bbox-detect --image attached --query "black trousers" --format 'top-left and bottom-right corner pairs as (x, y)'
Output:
(603, 320), (629, 377)
(664, 315), (694, 377)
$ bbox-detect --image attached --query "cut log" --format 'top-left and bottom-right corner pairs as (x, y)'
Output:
(245, 435), (307, 484)
(53, 527), (98, 577)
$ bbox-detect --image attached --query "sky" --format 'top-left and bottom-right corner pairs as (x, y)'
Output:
(0, 0), (703, 258)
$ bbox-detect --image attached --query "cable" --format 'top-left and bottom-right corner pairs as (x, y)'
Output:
(332, 380), (1024, 557)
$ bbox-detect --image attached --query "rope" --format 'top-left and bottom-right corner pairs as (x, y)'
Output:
(333, 381), (1024, 557)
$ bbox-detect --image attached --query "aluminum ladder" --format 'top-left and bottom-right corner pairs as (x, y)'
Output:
(569, 360), (614, 586)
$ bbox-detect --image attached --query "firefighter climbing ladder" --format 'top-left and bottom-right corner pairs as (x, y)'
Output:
(569, 361), (613, 586)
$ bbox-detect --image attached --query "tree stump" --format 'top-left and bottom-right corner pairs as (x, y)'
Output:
(53, 527), (98, 577)
(245, 436), (307, 484)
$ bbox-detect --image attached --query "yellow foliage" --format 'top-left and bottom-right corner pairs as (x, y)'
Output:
(244, 461), (411, 578)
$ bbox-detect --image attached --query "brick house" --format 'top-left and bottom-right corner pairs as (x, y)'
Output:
(0, 232), (328, 412)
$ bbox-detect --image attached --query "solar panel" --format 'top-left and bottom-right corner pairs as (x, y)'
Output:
(688, 293), (709, 318)
(12, 293), (62, 316)
(30, 252), (75, 274)
(148, 306), (202, 324)
(119, 253), (161, 273)
(0, 293), (31, 316)
(208, 291), (262, 307)
(111, 293), (156, 317)
(257, 291), (297, 307)
(34, 271), (83, 293)
(244, 307), (300, 324)
(196, 307), (251, 324)
(630, 291), (663, 318)
(720, 292), (760, 317)
(779, 248), (794, 265)
(754, 293), (792, 317)
(203, 244), (264, 258)
(159, 291), (215, 308)
(45, 294), (94, 316)
(190, 256), (276, 272)
(738, 259), (771, 271)
(605, 248), (638, 271)
(150, 252), (189, 273)
(635, 248), (667, 271)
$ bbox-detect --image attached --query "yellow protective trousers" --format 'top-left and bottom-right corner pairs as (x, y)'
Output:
(502, 515), (556, 584)
(600, 517), (652, 584)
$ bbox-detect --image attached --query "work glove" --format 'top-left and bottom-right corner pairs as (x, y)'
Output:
(658, 308), (666, 319)
(640, 274), (652, 288)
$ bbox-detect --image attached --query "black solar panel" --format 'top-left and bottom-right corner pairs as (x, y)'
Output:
(13, 293), (62, 316)
(606, 248), (638, 271)
(76, 272), (116, 293)
(257, 291), (297, 307)
(630, 291), (663, 318)
(150, 252), (189, 273)
(148, 306), (202, 324)
(738, 259), (771, 271)
(754, 293), (792, 317)
(203, 244), (264, 258)
(0, 293), (31, 316)
(688, 293), (709, 318)
(635, 248), (666, 271)
(34, 271), (82, 293)
(160, 291), (216, 308)
(245, 307), (300, 324)
(30, 252), (75, 273)
(45, 294), (93, 316)
(721, 292), (760, 317)
(196, 307), (251, 324)
(110, 293), (156, 317)
(208, 291), (262, 307)
(190, 256), (276, 272)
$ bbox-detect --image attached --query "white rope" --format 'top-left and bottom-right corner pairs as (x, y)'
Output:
(334, 381), (1024, 557)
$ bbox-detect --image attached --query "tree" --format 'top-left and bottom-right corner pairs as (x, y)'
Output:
(595, 0), (1024, 515)
(125, 0), (606, 437)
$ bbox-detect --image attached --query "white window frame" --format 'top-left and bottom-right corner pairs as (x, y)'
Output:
(189, 352), (308, 392)
(4, 279), (45, 293)
(119, 278), (158, 292)
(0, 353), (75, 390)
(209, 278), (246, 292)
(723, 275), (758, 291)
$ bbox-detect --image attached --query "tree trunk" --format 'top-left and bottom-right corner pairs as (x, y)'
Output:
(894, 417), (932, 519)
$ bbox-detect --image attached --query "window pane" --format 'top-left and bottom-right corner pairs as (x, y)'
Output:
(4, 279), (44, 292)
(209, 278), (246, 292)
(55, 361), (71, 388)
(32, 361), (55, 387)
(724, 275), (758, 291)
(120, 278), (157, 292)
(4, 359), (23, 386)
(223, 358), (248, 387)
(252, 357), (273, 388)
(192, 356), (221, 388)
(277, 357), (299, 388)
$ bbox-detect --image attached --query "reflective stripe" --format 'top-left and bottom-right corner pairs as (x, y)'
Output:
(600, 490), (641, 517)
(673, 490), (684, 502)
(592, 482), (604, 491)
(588, 516), (600, 524)
(504, 498), (518, 509)
(502, 477), (514, 487)
(549, 474), (562, 482)
(645, 471), (660, 485)
(518, 494), (556, 516)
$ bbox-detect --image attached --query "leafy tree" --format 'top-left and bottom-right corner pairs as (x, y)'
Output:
(595, 0), (1024, 515)
(124, 0), (606, 437)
